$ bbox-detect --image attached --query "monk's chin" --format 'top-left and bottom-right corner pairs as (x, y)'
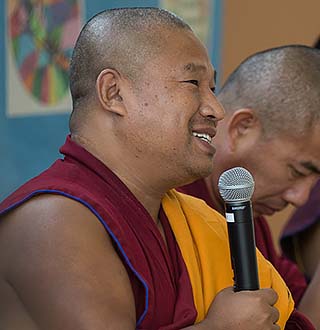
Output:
(184, 165), (213, 185)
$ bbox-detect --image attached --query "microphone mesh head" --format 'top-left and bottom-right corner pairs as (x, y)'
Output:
(218, 167), (255, 202)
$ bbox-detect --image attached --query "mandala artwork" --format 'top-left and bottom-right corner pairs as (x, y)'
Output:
(7, 0), (83, 115)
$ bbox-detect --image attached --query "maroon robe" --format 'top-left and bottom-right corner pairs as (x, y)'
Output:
(0, 136), (197, 330)
(179, 179), (315, 330)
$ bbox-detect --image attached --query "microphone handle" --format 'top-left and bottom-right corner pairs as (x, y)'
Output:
(225, 201), (260, 292)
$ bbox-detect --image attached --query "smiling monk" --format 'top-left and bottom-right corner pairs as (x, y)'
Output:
(0, 7), (292, 330)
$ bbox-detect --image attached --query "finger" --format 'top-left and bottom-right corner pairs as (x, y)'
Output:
(217, 286), (235, 297)
(271, 306), (280, 324)
(259, 288), (279, 305)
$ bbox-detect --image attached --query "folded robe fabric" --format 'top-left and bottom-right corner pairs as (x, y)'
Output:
(162, 190), (294, 329)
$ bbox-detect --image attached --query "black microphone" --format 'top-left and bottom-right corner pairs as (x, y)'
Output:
(218, 167), (259, 292)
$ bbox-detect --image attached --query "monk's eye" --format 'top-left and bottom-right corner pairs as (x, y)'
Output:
(185, 80), (199, 86)
(289, 165), (307, 179)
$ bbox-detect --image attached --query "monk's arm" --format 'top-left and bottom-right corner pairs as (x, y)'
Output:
(0, 195), (136, 330)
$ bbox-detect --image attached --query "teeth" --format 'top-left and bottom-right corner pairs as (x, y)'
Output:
(192, 132), (212, 143)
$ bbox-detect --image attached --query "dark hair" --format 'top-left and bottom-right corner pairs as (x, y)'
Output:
(218, 45), (320, 137)
(68, 7), (191, 133)
(69, 7), (190, 108)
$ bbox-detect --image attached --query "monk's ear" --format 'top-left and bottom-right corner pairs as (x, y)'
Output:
(96, 69), (127, 116)
(228, 108), (261, 150)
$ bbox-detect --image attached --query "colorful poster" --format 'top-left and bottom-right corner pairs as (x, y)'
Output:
(6, 0), (84, 117)
(160, 0), (212, 47)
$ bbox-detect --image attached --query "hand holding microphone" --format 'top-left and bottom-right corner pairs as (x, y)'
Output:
(218, 167), (259, 292)
(201, 168), (280, 330)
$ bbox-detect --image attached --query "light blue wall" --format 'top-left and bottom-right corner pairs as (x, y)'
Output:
(0, 0), (222, 200)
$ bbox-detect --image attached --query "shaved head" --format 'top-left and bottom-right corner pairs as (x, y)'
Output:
(218, 45), (320, 137)
(69, 8), (191, 113)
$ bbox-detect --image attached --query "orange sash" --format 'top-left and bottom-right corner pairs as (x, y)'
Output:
(162, 190), (294, 329)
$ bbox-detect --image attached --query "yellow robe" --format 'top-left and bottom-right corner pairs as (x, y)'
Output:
(162, 190), (294, 329)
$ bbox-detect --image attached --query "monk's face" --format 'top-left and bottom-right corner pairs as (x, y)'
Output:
(121, 28), (224, 186)
(224, 125), (320, 217)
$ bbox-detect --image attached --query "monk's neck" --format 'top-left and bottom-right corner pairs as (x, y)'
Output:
(71, 133), (167, 222)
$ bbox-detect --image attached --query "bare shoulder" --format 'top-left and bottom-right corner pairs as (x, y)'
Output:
(0, 194), (136, 330)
